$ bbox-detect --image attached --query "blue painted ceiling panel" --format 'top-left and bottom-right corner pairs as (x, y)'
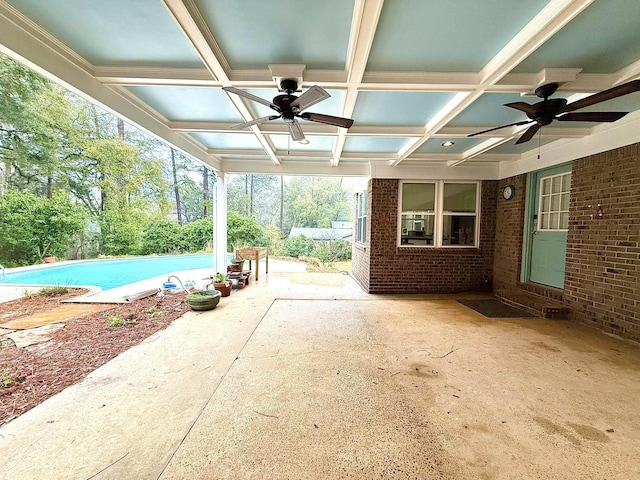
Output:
(367, 0), (550, 72)
(195, 0), (353, 70)
(126, 86), (242, 122)
(353, 91), (456, 125)
(6, 0), (203, 67)
(268, 135), (334, 152)
(191, 133), (263, 150)
(343, 137), (411, 153)
(515, 0), (640, 74)
(415, 138), (485, 154)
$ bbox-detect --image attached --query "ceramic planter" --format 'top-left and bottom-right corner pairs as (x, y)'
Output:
(187, 290), (221, 311)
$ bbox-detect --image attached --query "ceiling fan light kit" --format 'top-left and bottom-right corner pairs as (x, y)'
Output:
(468, 79), (640, 144)
(223, 79), (355, 142)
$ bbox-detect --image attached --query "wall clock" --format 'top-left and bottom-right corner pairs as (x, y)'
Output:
(502, 185), (516, 200)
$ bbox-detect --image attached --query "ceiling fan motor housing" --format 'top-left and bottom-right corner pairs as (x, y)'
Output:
(279, 78), (299, 94)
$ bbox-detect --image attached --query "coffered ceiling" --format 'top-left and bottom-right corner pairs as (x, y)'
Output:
(1, 0), (639, 180)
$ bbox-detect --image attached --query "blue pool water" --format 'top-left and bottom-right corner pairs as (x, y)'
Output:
(0, 254), (219, 290)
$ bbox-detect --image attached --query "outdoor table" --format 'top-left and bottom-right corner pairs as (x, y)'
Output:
(234, 247), (269, 281)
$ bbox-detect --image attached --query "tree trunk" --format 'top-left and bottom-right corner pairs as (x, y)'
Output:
(280, 176), (284, 230)
(250, 175), (254, 216)
(202, 167), (209, 217)
(244, 175), (249, 215)
(117, 118), (125, 139)
(170, 147), (183, 226)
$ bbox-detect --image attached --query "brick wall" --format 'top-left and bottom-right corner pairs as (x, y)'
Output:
(565, 143), (640, 340)
(493, 174), (528, 296)
(493, 143), (639, 342)
(352, 178), (497, 293)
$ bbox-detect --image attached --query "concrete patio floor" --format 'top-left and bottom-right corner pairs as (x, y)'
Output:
(1, 261), (639, 479)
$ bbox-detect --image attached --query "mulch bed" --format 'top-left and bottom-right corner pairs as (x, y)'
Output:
(0, 289), (191, 427)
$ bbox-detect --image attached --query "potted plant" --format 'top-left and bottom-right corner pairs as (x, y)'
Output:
(213, 272), (231, 297)
(187, 290), (221, 311)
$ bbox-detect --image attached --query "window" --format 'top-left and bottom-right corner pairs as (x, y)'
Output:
(400, 183), (435, 245)
(538, 172), (570, 231)
(399, 181), (479, 247)
(356, 191), (367, 243)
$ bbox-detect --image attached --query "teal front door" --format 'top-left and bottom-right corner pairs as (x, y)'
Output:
(527, 165), (571, 288)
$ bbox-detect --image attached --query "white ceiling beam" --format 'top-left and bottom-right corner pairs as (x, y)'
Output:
(332, 0), (385, 167)
(392, 91), (476, 165)
(392, 0), (596, 167)
(478, 0), (595, 86)
(163, 0), (280, 165)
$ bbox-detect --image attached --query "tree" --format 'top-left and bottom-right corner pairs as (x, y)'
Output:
(0, 190), (86, 266)
(283, 177), (351, 233)
(227, 211), (267, 251)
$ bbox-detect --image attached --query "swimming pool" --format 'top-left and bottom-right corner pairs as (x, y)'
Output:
(0, 254), (221, 290)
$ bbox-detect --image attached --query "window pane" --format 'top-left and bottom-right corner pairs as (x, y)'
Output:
(562, 173), (571, 191)
(551, 194), (560, 211)
(560, 212), (569, 229)
(540, 213), (549, 229)
(442, 215), (476, 245)
(443, 183), (477, 212)
(542, 178), (551, 195)
(402, 183), (435, 211)
(542, 196), (550, 211)
(401, 214), (434, 245)
(550, 213), (560, 229)
(561, 193), (569, 210)
(552, 176), (562, 193)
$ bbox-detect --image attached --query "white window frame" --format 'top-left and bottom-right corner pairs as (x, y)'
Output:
(398, 180), (481, 248)
(356, 191), (367, 244)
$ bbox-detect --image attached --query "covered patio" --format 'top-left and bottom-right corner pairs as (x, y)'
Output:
(1, 262), (639, 479)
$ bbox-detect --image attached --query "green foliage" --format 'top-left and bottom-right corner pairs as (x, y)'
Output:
(105, 313), (136, 327)
(227, 210), (267, 251)
(264, 225), (286, 256)
(100, 208), (143, 256)
(143, 306), (166, 319)
(37, 286), (70, 297)
(180, 217), (213, 252)
(283, 235), (315, 258)
(309, 239), (352, 263)
(0, 365), (27, 388)
(139, 220), (181, 255)
(283, 177), (351, 233)
(214, 272), (227, 283)
(0, 190), (86, 266)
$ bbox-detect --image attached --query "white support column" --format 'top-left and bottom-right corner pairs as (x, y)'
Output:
(213, 172), (228, 275)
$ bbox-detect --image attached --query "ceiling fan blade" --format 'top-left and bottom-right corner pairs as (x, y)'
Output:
(230, 115), (280, 130)
(563, 79), (640, 112)
(223, 86), (275, 109)
(467, 120), (533, 137)
(291, 85), (331, 111)
(287, 120), (305, 141)
(557, 111), (628, 122)
(504, 102), (539, 115)
(299, 112), (354, 128)
(515, 123), (541, 144)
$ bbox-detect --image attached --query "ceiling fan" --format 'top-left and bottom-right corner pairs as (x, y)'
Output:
(468, 79), (640, 144)
(223, 79), (354, 142)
